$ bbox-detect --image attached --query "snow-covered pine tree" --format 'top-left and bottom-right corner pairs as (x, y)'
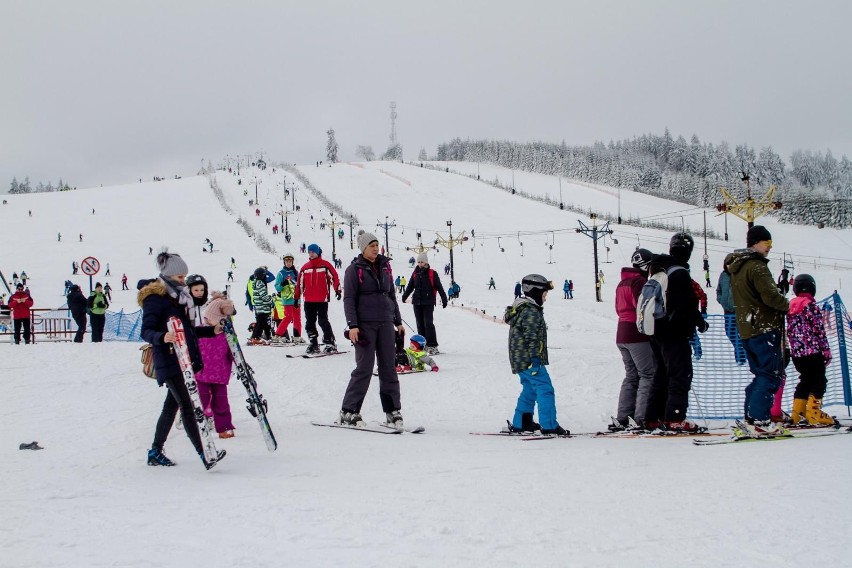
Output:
(326, 128), (339, 163)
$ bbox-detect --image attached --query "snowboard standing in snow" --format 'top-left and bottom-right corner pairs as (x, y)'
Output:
(167, 317), (224, 468)
(222, 317), (278, 451)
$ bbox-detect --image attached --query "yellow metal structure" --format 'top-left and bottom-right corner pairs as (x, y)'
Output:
(717, 184), (781, 225)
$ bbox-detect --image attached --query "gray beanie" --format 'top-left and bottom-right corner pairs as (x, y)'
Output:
(416, 252), (429, 264)
(357, 230), (379, 253)
(157, 250), (189, 277)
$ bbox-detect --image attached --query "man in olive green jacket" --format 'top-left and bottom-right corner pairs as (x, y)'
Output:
(727, 226), (789, 429)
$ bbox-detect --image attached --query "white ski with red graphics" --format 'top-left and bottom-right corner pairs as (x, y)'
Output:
(221, 317), (278, 451)
(167, 317), (223, 467)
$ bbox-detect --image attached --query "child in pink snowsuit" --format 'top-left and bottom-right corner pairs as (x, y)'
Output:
(196, 291), (237, 438)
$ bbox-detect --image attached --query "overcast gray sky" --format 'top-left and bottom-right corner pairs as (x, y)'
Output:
(3, 0), (850, 189)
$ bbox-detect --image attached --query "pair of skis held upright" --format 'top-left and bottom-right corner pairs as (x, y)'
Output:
(168, 316), (278, 469)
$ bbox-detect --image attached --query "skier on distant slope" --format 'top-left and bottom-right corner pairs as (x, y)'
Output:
(138, 250), (225, 469)
(504, 274), (569, 436)
(338, 231), (405, 428)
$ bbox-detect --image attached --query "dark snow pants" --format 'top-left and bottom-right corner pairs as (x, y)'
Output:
(304, 302), (335, 344)
(90, 313), (105, 342)
(413, 304), (439, 347)
(152, 373), (204, 455)
(648, 336), (693, 423)
(341, 321), (401, 413)
(13, 318), (31, 344)
(72, 312), (87, 343)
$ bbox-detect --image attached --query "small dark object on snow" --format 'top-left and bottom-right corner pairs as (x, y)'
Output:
(19, 441), (43, 450)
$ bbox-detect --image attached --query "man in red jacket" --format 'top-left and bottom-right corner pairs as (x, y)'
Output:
(295, 244), (341, 354)
(10, 283), (34, 344)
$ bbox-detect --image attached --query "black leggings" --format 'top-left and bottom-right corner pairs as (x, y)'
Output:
(792, 353), (828, 399)
(152, 373), (203, 454)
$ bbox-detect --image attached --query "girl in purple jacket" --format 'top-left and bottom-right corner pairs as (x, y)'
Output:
(786, 274), (835, 426)
(188, 278), (237, 439)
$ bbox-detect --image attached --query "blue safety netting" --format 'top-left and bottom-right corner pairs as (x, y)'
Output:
(690, 292), (852, 419)
(50, 305), (143, 342)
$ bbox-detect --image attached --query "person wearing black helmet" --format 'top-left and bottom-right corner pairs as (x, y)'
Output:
(727, 225), (790, 436)
(609, 249), (657, 431)
(645, 232), (708, 432)
(786, 274), (835, 426)
(504, 274), (569, 436)
(248, 267), (274, 345)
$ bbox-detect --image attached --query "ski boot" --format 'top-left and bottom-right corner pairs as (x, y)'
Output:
(541, 424), (571, 436)
(661, 419), (702, 433)
(323, 341), (338, 354)
(607, 417), (628, 432)
(805, 396), (837, 426)
(305, 341), (321, 355)
(507, 412), (541, 433)
(789, 398), (807, 426)
(385, 410), (404, 430)
(147, 448), (176, 467)
(338, 410), (365, 427)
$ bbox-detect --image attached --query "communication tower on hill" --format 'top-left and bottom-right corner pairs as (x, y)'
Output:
(389, 102), (398, 145)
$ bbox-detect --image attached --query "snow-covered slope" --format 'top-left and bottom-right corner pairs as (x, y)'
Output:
(3, 164), (851, 567)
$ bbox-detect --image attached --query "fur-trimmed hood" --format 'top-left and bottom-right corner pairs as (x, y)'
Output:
(137, 279), (167, 307)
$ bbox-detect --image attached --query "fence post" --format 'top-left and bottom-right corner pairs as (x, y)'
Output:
(833, 292), (852, 409)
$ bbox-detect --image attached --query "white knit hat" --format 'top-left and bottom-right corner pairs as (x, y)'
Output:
(357, 230), (379, 253)
(416, 252), (429, 264)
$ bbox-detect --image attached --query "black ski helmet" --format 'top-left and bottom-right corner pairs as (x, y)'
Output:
(186, 274), (207, 287)
(254, 267), (267, 280)
(793, 274), (816, 296)
(631, 248), (654, 270)
(186, 274), (208, 305)
(669, 232), (695, 254)
(521, 274), (554, 294)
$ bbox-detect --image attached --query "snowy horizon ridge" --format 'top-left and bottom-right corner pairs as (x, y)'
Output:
(3, 160), (851, 567)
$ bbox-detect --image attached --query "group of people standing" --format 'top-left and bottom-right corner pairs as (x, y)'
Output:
(610, 225), (835, 437)
(138, 251), (234, 470)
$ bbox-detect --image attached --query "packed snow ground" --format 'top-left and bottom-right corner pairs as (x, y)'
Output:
(2, 163), (852, 567)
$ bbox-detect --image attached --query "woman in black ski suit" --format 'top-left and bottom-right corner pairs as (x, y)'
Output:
(338, 231), (405, 428)
(401, 251), (448, 353)
(65, 284), (88, 343)
(138, 250), (225, 469)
